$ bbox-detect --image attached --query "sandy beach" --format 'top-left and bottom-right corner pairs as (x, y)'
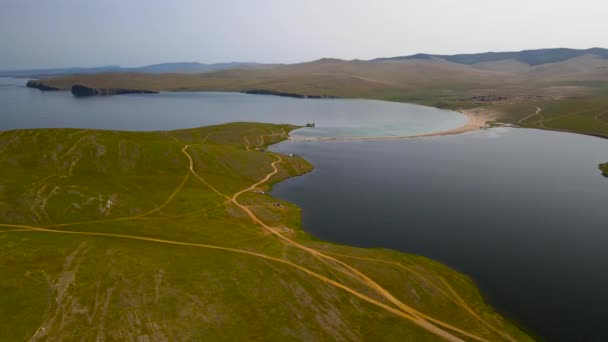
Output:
(289, 108), (499, 142)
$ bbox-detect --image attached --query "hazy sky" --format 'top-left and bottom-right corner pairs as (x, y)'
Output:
(1, 0), (607, 69)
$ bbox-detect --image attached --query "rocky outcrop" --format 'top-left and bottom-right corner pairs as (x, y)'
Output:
(244, 89), (336, 99)
(26, 80), (61, 91)
(71, 84), (159, 97)
(600, 163), (608, 177)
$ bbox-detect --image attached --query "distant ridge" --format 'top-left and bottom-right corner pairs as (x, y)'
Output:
(373, 48), (608, 65)
(4, 47), (608, 78)
(126, 62), (261, 73)
(0, 62), (261, 77)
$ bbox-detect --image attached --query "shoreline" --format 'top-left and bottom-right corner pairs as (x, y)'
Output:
(289, 108), (499, 142)
(0, 123), (532, 340)
(269, 126), (534, 339)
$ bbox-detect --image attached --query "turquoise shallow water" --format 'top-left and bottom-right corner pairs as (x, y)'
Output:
(286, 101), (467, 138)
(0, 77), (466, 136)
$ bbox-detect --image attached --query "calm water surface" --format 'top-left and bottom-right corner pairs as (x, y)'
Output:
(3, 77), (608, 340)
(272, 128), (608, 341)
(0, 77), (465, 136)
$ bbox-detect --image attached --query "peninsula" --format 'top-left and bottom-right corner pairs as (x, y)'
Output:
(26, 80), (158, 97)
(0, 123), (531, 340)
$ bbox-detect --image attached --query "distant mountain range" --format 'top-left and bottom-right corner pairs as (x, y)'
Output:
(3, 48), (608, 78)
(373, 47), (608, 65)
(0, 62), (262, 77)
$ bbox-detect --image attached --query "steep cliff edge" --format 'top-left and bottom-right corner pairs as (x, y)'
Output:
(26, 80), (61, 91)
(600, 163), (608, 177)
(71, 84), (158, 97)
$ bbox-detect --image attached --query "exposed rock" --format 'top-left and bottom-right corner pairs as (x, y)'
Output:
(599, 163), (608, 177)
(71, 84), (158, 97)
(26, 80), (61, 91)
(244, 89), (336, 99)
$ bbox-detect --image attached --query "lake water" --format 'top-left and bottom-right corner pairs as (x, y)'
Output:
(271, 128), (608, 341)
(0, 77), (466, 136)
(2, 76), (608, 340)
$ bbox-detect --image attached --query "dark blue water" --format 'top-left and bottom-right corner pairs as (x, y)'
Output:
(271, 128), (608, 341)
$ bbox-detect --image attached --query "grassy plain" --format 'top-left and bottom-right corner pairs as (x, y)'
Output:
(0, 123), (532, 341)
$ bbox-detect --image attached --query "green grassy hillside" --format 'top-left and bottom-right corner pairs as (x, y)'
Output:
(0, 123), (531, 341)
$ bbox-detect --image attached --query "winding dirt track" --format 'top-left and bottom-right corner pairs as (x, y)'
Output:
(594, 111), (608, 125)
(180, 133), (492, 341)
(324, 252), (516, 342)
(0, 223), (444, 332)
(0, 131), (515, 341)
(518, 107), (543, 125)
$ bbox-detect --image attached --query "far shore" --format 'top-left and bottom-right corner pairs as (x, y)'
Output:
(289, 108), (499, 142)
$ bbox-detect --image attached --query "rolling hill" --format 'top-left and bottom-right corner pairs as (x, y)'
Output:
(0, 123), (532, 340)
(23, 47), (608, 145)
(374, 47), (608, 65)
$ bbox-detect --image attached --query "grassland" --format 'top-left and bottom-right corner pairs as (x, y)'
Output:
(0, 123), (532, 341)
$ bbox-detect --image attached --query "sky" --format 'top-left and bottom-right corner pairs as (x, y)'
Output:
(1, 0), (607, 69)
